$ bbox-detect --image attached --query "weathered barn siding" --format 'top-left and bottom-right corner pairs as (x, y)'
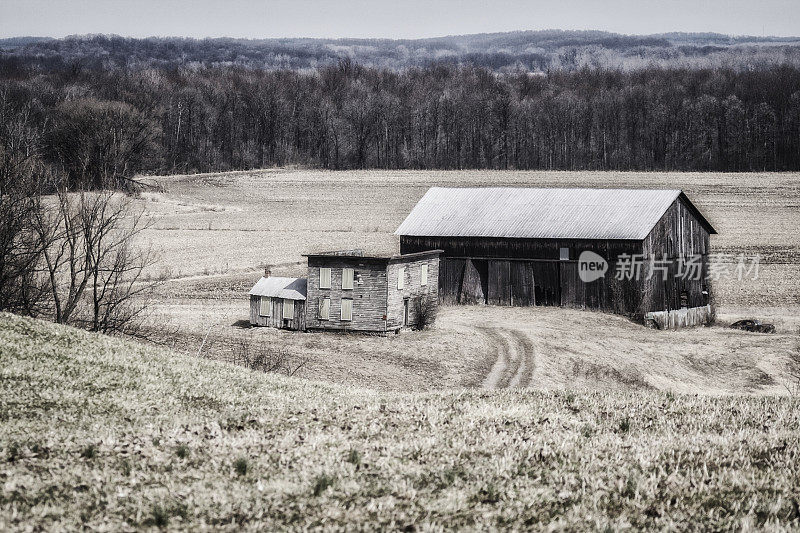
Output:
(305, 256), (389, 333)
(641, 197), (712, 313)
(385, 254), (440, 330)
(403, 237), (645, 314)
(249, 295), (306, 330)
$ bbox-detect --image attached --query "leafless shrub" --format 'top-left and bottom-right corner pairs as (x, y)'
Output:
(229, 337), (309, 377)
(413, 295), (437, 330)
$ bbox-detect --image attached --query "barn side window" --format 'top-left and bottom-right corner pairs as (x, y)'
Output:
(283, 299), (295, 320)
(341, 298), (353, 321)
(559, 247), (570, 261)
(342, 268), (354, 290)
(397, 267), (405, 290)
(259, 296), (271, 317)
(319, 298), (330, 320)
(421, 264), (428, 286)
(319, 267), (331, 289)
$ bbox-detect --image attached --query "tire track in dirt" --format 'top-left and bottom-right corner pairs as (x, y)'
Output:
(508, 330), (536, 388)
(479, 328), (509, 389)
(480, 327), (537, 389)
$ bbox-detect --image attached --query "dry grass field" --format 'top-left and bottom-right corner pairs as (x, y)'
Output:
(2, 313), (799, 530)
(134, 169), (800, 395)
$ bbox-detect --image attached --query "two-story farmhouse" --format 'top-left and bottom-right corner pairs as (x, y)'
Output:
(303, 250), (442, 333)
(396, 187), (716, 319)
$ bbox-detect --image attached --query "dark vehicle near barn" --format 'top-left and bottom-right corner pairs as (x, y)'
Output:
(729, 319), (775, 333)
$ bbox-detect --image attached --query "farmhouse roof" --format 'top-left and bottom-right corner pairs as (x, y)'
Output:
(395, 187), (716, 240)
(303, 249), (443, 262)
(249, 277), (307, 300)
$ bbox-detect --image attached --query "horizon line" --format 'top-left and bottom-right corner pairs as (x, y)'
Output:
(3, 28), (800, 42)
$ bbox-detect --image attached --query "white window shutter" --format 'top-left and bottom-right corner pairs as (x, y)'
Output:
(341, 299), (353, 321)
(319, 298), (330, 320)
(283, 299), (294, 319)
(397, 267), (405, 290)
(320, 267), (331, 289)
(421, 264), (428, 286)
(342, 268), (354, 290)
(259, 296), (271, 317)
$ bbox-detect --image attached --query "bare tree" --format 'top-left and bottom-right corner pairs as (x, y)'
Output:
(0, 188), (49, 314)
(29, 189), (158, 334)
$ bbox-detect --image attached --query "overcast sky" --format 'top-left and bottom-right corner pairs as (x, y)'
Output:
(1, 0), (798, 39)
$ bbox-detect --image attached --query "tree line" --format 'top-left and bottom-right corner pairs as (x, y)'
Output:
(2, 61), (799, 189)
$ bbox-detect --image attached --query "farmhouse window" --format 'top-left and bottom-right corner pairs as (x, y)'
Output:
(320, 268), (331, 289)
(341, 298), (353, 321)
(420, 264), (428, 286)
(319, 297), (330, 320)
(259, 296), (271, 317)
(342, 268), (354, 290)
(283, 299), (295, 320)
(397, 267), (405, 290)
(559, 247), (570, 261)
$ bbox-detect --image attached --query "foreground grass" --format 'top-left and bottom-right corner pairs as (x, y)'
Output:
(1, 313), (799, 530)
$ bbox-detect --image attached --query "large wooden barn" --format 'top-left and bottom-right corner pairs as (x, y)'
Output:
(396, 187), (716, 319)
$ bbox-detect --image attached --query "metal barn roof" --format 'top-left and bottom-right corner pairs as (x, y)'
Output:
(249, 277), (307, 300)
(395, 187), (715, 240)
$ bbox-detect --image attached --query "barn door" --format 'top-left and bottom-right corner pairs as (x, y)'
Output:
(487, 260), (512, 305)
(510, 261), (535, 306)
(560, 261), (584, 308)
(532, 262), (560, 306)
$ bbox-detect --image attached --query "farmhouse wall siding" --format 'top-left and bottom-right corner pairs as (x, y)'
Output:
(385, 255), (440, 329)
(305, 256), (390, 333)
(305, 253), (440, 333)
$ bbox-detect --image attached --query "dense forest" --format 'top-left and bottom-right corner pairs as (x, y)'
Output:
(2, 32), (800, 190)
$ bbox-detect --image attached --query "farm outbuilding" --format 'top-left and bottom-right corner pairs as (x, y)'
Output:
(397, 187), (717, 319)
(248, 276), (307, 330)
(304, 249), (442, 333)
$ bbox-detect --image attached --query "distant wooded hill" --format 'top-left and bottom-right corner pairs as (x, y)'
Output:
(2, 30), (800, 72)
(1, 31), (800, 188)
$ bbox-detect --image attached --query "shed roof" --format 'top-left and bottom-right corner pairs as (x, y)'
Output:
(249, 277), (307, 300)
(395, 187), (716, 240)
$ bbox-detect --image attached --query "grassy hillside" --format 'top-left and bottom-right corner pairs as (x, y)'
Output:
(1, 313), (799, 530)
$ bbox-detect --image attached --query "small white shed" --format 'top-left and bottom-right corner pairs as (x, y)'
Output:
(248, 276), (307, 330)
